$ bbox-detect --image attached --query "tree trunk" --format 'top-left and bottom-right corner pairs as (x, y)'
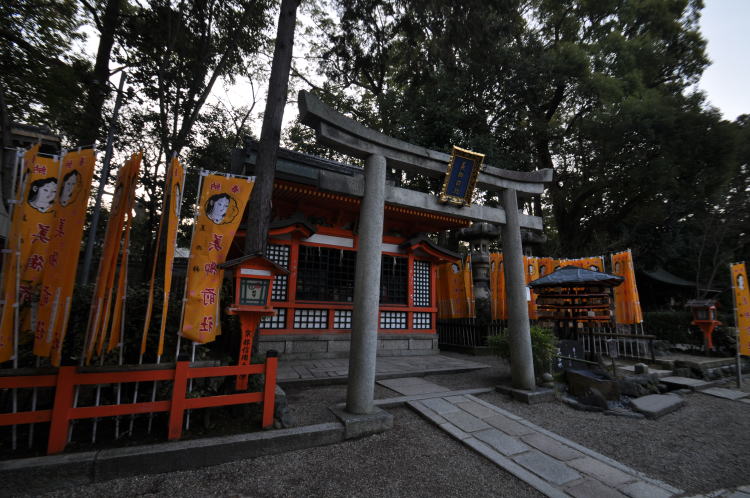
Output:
(243, 0), (299, 255)
(79, 0), (121, 146)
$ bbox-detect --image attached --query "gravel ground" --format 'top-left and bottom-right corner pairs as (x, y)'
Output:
(283, 384), (400, 427)
(26, 407), (543, 498)
(477, 390), (750, 495)
(430, 353), (750, 494)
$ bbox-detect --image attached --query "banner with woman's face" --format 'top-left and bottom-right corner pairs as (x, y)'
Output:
(181, 173), (253, 344)
(34, 149), (96, 363)
(731, 263), (750, 356)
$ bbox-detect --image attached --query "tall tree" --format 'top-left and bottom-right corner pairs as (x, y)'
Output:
(244, 0), (301, 255)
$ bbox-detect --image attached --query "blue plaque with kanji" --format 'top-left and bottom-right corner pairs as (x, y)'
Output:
(439, 146), (485, 206)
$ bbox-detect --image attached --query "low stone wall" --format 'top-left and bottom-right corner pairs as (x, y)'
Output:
(258, 333), (438, 360)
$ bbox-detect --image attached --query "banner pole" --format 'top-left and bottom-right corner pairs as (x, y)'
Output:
(28, 356), (41, 448)
(11, 234), (21, 450)
(115, 244), (129, 440)
(80, 72), (127, 285)
(185, 341), (197, 431)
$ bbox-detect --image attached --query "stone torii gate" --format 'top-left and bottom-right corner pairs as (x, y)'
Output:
(298, 90), (552, 417)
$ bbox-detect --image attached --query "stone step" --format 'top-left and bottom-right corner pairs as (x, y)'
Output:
(659, 376), (713, 391)
(630, 393), (685, 419)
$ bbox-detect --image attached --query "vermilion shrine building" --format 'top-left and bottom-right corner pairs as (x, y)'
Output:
(230, 141), (464, 358)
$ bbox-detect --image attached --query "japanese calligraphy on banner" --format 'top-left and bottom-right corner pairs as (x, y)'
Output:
(140, 157), (185, 357)
(0, 151), (61, 362)
(730, 263), (750, 356)
(611, 250), (643, 324)
(85, 152), (141, 363)
(490, 253), (506, 320)
(33, 149), (96, 364)
(0, 145), (41, 361)
(181, 173), (253, 343)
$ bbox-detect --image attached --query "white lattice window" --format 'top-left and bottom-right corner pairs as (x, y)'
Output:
(260, 309), (287, 329)
(334, 310), (352, 329)
(265, 244), (290, 301)
(380, 311), (407, 329)
(413, 260), (431, 307)
(294, 309), (328, 329)
(413, 312), (432, 329)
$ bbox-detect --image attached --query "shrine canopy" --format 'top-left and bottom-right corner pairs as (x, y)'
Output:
(529, 266), (624, 289)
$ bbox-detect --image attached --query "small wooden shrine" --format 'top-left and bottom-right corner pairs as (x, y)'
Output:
(229, 141), (464, 358)
(530, 266), (624, 339)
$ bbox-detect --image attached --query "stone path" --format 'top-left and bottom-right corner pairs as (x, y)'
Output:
(661, 376), (750, 404)
(277, 354), (488, 384)
(408, 393), (682, 498)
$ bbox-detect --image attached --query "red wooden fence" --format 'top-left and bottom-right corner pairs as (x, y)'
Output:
(0, 356), (278, 454)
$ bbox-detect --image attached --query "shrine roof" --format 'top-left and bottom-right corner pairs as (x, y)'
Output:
(529, 265), (624, 288)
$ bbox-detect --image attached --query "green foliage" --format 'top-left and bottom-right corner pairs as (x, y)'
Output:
(487, 326), (557, 376)
(297, 0), (749, 289)
(0, 0), (89, 140)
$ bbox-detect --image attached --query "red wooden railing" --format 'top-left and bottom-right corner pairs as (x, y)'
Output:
(0, 355), (278, 454)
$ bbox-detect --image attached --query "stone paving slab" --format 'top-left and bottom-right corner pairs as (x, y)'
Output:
(566, 478), (629, 498)
(619, 480), (675, 498)
(277, 354), (488, 383)
(473, 428), (529, 456)
(485, 413), (535, 436)
(513, 451), (581, 485)
(521, 432), (583, 461)
(700, 387), (750, 401)
(377, 377), (451, 395)
(660, 376), (712, 390)
(630, 393), (685, 419)
(567, 457), (636, 487)
(440, 410), (491, 433)
(408, 390), (682, 498)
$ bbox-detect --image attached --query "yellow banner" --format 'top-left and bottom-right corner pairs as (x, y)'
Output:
(611, 250), (643, 324)
(157, 158), (185, 355)
(34, 149), (96, 363)
(0, 153), (60, 360)
(181, 174), (253, 343)
(731, 263), (750, 356)
(524, 256), (540, 319)
(0, 145), (40, 361)
(140, 157), (185, 356)
(85, 152), (141, 363)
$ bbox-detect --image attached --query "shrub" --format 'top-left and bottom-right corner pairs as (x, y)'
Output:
(487, 325), (557, 376)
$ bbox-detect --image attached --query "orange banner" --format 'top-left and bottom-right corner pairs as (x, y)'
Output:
(0, 145), (40, 361)
(181, 173), (253, 343)
(611, 250), (643, 324)
(140, 157), (185, 356)
(436, 258), (473, 319)
(33, 149), (96, 363)
(0, 152), (61, 361)
(490, 253), (506, 320)
(731, 263), (750, 357)
(157, 158), (185, 355)
(85, 152), (141, 363)
(524, 256), (540, 319)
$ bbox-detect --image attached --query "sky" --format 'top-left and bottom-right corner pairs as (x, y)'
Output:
(697, 0), (750, 121)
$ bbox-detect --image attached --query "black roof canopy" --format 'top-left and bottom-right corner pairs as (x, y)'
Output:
(529, 266), (624, 289)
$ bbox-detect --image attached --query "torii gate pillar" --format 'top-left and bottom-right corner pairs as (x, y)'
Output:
(501, 188), (536, 390)
(298, 90), (552, 415)
(347, 153), (386, 414)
